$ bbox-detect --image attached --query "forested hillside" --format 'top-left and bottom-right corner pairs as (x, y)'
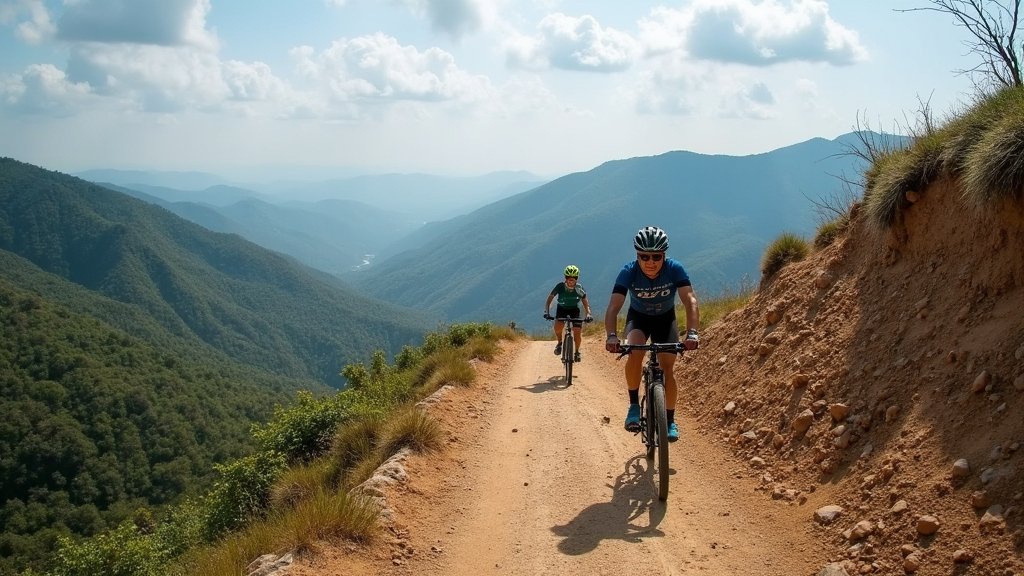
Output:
(0, 157), (437, 574)
(0, 279), (298, 574)
(0, 158), (433, 387)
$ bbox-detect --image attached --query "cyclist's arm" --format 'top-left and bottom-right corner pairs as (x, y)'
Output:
(677, 285), (699, 332)
(604, 292), (625, 336)
(581, 294), (593, 317)
(544, 291), (555, 315)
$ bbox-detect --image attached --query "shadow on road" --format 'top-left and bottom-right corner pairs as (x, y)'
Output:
(550, 455), (666, 555)
(515, 376), (569, 393)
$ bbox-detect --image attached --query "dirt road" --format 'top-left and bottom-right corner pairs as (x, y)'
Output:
(296, 338), (833, 575)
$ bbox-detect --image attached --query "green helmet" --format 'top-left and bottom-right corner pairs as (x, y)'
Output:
(563, 265), (580, 278)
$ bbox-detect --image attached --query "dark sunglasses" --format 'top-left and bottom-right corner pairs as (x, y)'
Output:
(637, 253), (664, 262)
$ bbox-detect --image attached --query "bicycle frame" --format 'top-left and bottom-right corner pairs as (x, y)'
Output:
(547, 316), (589, 384)
(617, 342), (683, 501)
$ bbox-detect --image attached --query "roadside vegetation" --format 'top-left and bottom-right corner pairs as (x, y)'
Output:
(860, 85), (1024, 228)
(35, 322), (519, 576)
(760, 233), (811, 282)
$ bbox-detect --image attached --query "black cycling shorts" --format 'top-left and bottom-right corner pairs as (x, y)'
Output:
(555, 306), (580, 319)
(624, 308), (679, 349)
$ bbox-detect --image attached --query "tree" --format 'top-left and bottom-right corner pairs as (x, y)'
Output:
(902, 1), (1023, 88)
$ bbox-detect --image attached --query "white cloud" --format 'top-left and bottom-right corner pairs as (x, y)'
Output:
(506, 13), (639, 72)
(0, 63), (93, 115)
(641, 0), (868, 66)
(294, 33), (493, 104)
(0, 0), (56, 44)
(57, 0), (218, 50)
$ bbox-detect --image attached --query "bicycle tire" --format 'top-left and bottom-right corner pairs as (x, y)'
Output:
(563, 331), (574, 384)
(650, 382), (669, 501)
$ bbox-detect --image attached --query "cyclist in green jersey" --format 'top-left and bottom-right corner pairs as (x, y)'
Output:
(543, 265), (594, 362)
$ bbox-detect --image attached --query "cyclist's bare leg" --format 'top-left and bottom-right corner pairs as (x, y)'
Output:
(554, 320), (564, 342)
(572, 325), (583, 349)
(624, 329), (647, 391)
(659, 352), (678, 409)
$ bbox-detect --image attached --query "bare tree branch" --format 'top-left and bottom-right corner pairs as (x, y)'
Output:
(897, 1), (1023, 88)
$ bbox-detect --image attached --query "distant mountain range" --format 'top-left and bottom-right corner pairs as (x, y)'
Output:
(67, 132), (885, 335)
(81, 170), (548, 273)
(347, 133), (877, 331)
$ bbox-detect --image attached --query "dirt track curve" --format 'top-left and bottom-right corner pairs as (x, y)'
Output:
(292, 338), (833, 576)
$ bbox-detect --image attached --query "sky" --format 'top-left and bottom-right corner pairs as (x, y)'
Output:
(0, 0), (990, 181)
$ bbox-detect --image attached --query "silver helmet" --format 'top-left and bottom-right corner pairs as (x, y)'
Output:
(633, 226), (669, 251)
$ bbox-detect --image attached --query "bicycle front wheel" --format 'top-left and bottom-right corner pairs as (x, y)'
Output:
(650, 383), (669, 501)
(563, 332), (574, 384)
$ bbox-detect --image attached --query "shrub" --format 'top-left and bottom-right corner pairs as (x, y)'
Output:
(378, 407), (443, 456)
(863, 133), (944, 229)
(328, 416), (383, 485)
(49, 522), (167, 576)
(961, 107), (1024, 204)
(760, 233), (809, 281)
(252, 391), (350, 463)
(814, 213), (850, 248)
(202, 451), (287, 540)
(276, 488), (380, 551)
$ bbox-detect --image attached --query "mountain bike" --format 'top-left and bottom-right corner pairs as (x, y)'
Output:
(617, 342), (684, 501)
(546, 315), (591, 385)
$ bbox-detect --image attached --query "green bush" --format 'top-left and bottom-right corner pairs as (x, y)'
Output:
(760, 233), (810, 281)
(49, 522), (167, 576)
(202, 451), (287, 540)
(252, 391), (351, 463)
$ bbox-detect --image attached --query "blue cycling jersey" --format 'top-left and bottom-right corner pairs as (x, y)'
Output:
(612, 257), (691, 315)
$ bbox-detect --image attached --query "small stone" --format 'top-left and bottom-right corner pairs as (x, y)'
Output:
(849, 520), (874, 540)
(890, 500), (908, 515)
(903, 553), (921, 573)
(951, 458), (971, 479)
(791, 373), (811, 388)
(971, 370), (991, 393)
(884, 405), (900, 422)
(916, 515), (939, 535)
(814, 272), (833, 289)
(792, 409), (815, 435)
(724, 401), (737, 414)
(952, 549), (973, 563)
(971, 490), (990, 509)
(829, 403), (849, 422)
(814, 505), (843, 525)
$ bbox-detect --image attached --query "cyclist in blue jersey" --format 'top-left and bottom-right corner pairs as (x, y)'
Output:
(544, 265), (593, 362)
(603, 226), (700, 442)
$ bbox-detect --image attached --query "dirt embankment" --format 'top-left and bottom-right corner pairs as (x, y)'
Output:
(680, 176), (1024, 575)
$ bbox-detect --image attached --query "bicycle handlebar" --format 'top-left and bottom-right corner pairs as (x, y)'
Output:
(615, 342), (684, 359)
(545, 316), (592, 324)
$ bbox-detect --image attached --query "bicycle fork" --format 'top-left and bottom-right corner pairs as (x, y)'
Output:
(640, 367), (664, 446)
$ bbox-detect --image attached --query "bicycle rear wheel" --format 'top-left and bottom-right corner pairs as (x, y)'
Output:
(563, 331), (574, 384)
(650, 383), (669, 501)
